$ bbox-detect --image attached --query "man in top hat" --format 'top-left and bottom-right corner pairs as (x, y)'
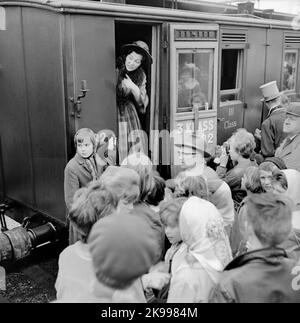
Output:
(255, 81), (287, 158)
(275, 102), (300, 172)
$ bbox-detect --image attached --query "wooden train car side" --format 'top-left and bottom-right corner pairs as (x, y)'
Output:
(0, 0), (299, 224)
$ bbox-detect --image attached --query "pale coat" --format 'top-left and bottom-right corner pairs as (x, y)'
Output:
(275, 133), (300, 172)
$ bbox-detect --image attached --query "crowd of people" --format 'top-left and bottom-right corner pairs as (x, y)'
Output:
(56, 39), (300, 303)
(57, 87), (300, 302)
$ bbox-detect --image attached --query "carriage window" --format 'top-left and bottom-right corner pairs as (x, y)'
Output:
(282, 50), (298, 91)
(220, 49), (243, 102)
(177, 50), (213, 113)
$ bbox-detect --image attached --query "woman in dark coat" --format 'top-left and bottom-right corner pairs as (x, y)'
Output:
(116, 40), (152, 163)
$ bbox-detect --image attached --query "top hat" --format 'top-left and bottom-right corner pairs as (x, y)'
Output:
(259, 81), (283, 102)
(121, 40), (153, 65)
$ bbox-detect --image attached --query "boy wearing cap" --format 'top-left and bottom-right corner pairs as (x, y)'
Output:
(256, 81), (287, 158)
(275, 102), (300, 172)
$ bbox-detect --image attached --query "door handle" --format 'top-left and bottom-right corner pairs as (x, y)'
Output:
(217, 118), (225, 122)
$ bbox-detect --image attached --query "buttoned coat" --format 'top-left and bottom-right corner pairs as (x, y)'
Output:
(275, 133), (300, 172)
(261, 107), (286, 158)
(64, 153), (108, 211)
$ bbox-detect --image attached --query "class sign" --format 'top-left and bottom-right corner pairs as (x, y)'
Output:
(176, 117), (216, 152)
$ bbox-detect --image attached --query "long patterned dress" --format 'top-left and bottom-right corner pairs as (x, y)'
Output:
(116, 65), (148, 163)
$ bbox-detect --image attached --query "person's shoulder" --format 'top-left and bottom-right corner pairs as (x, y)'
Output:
(65, 156), (78, 168)
(58, 244), (77, 263)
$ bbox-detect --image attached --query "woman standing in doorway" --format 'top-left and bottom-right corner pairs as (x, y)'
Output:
(116, 40), (152, 163)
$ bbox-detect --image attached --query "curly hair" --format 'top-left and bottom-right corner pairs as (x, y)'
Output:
(100, 166), (140, 205)
(175, 175), (209, 200)
(229, 128), (256, 159)
(159, 197), (188, 227)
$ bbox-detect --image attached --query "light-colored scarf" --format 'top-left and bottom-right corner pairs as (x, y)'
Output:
(282, 169), (300, 207)
(177, 196), (232, 284)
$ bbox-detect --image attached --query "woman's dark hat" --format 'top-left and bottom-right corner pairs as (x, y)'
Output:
(121, 40), (153, 65)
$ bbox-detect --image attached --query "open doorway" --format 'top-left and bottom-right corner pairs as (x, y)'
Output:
(115, 22), (157, 161)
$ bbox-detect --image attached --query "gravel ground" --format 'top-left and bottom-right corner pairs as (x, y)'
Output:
(0, 240), (66, 303)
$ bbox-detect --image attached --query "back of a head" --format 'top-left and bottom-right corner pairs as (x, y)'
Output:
(146, 172), (166, 206)
(229, 128), (256, 159)
(259, 161), (278, 173)
(121, 153), (154, 202)
(100, 166), (140, 204)
(88, 212), (158, 289)
(69, 180), (118, 242)
(178, 175), (209, 200)
(245, 193), (292, 247)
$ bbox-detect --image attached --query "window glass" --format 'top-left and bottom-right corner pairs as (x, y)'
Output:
(282, 51), (298, 91)
(220, 49), (243, 102)
(177, 50), (213, 112)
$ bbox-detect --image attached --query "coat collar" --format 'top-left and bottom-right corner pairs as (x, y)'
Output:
(74, 152), (87, 165)
(279, 133), (300, 156)
(268, 106), (286, 118)
(224, 247), (288, 271)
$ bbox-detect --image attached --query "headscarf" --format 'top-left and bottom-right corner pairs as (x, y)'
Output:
(75, 128), (107, 180)
(282, 169), (300, 206)
(177, 196), (232, 284)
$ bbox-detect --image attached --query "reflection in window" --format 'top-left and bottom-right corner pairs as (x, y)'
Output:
(220, 49), (243, 102)
(177, 50), (213, 112)
(282, 51), (298, 91)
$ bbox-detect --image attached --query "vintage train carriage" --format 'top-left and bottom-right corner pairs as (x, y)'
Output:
(0, 0), (299, 224)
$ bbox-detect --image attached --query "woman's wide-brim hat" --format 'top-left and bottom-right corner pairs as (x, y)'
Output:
(121, 40), (153, 65)
(259, 80), (284, 102)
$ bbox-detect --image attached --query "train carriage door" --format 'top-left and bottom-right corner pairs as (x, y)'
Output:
(217, 28), (248, 144)
(169, 24), (219, 176)
(65, 15), (117, 155)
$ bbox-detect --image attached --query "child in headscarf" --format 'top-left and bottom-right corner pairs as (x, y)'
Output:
(167, 196), (232, 303)
(64, 128), (109, 244)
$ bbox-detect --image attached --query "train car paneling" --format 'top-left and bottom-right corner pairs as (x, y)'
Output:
(243, 27), (266, 133)
(21, 8), (67, 222)
(265, 29), (284, 85)
(281, 32), (300, 98)
(0, 6), (35, 207)
(217, 28), (248, 143)
(69, 14), (117, 136)
(261, 28), (284, 121)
